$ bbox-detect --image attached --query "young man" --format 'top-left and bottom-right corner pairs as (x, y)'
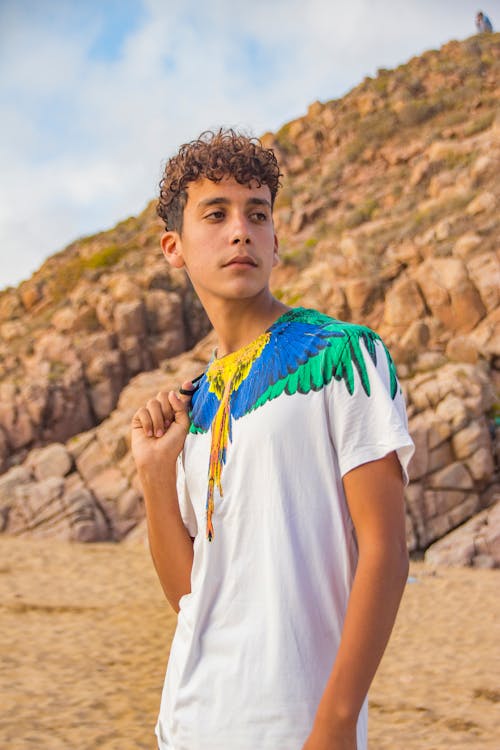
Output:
(131, 129), (414, 750)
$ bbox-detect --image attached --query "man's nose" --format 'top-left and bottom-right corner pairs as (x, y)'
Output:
(230, 213), (251, 244)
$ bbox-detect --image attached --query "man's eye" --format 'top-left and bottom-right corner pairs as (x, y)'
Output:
(251, 212), (268, 222)
(206, 210), (225, 220)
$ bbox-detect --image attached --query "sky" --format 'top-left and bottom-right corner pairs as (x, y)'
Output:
(0, 0), (488, 290)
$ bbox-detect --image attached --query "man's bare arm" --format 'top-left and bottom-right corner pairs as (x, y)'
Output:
(131, 383), (195, 612)
(303, 451), (409, 750)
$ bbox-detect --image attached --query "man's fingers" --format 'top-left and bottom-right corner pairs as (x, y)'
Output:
(155, 381), (193, 415)
(179, 382), (196, 396)
(145, 397), (170, 437)
(131, 380), (194, 441)
(131, 407), (154, 437)
(167, 381), (193, 431)
(155, 391), (175, 424)
(178, 381), (195, 404)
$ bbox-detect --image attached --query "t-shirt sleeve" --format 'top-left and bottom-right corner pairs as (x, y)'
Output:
(176, 453), (198, 537)
(327, 336), (414, 484)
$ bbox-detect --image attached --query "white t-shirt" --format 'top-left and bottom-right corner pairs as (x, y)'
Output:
(156, 308), (414, 750)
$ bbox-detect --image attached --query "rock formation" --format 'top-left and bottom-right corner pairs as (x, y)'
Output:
(1, 34), (498, 563)
(0, 205), (211, 470)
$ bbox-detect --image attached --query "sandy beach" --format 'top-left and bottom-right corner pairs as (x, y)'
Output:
(1, 537), (498, 750)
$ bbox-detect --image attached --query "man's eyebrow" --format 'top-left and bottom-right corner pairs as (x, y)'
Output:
(247, 197), (272, 209)
(198, 197), (229, 208)
(197, 196), (272, 209)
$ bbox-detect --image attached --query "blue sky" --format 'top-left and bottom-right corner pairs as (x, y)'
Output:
(0, 0), (488, 290)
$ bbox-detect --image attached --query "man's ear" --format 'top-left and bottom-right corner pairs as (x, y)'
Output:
(272, 233), (279, 267)
(161, 231), (185, 268)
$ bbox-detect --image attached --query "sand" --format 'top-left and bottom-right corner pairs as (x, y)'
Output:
(1, 537), (498, 750)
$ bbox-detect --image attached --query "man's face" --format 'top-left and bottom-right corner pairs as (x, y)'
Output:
(162, 177), (279, 309)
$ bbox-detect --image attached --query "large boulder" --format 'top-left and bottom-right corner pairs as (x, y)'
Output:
(414, 258), (486, 333)
(425, 500), (500, 568)
(26, 443), (73, 481)
(3, 473), (110, 542)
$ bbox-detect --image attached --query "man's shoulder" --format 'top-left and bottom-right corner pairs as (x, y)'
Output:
(270, 308), (398, 399)
(275, 307), (383, 345)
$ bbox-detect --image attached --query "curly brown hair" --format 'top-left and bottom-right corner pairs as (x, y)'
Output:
(157, 129), (281, 233)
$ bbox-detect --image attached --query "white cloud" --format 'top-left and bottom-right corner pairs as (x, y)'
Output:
(0, 0), (480, 290)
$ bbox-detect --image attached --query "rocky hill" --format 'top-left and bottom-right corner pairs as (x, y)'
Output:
(0, 203), (211, 457)
(0, 34), (498, 564)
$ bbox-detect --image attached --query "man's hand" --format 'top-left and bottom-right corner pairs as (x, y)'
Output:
(131, 380), (193, 472)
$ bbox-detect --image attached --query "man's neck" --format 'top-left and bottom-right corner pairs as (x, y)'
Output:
(204, 293), (290, 359)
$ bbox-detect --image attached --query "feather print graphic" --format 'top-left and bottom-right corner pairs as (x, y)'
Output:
(203, 332), (269, 541)
(189, 307), (398, 540)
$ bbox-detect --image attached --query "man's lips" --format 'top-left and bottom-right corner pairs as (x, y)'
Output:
(223, 255), (258, 267)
